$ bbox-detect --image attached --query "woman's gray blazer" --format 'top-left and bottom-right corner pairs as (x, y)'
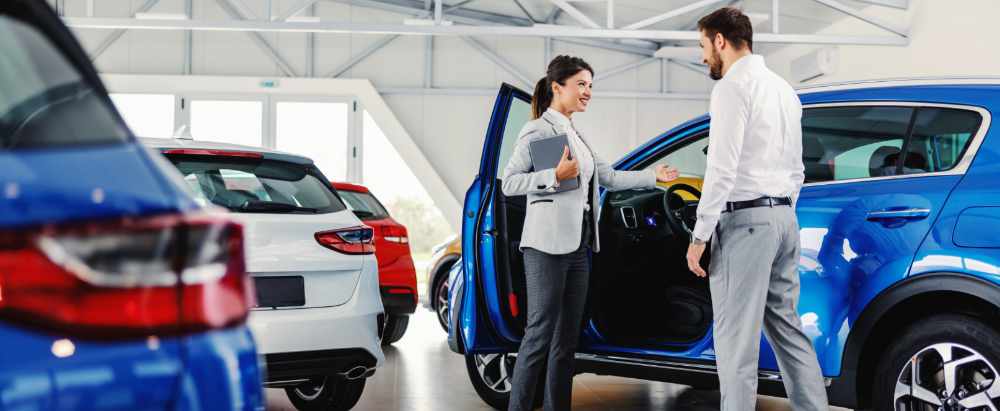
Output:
(501, 110), (657, 255)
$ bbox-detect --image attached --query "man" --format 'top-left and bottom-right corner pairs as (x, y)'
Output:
(685, 7), (829, 411)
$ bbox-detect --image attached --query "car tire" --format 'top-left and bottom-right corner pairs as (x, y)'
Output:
(464, 352), (543, 410)
(381, 314), (409, 345)
(872, 314), (1000, 411)
(431, 265), (453, 332)
(286, 376), (366, 411)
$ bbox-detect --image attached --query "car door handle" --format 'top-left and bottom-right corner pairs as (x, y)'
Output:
(482, 229), (498, 236)
(865, 208), (931, 221)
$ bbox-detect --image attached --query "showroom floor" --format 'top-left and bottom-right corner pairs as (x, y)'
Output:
(266, 309), (847, 411)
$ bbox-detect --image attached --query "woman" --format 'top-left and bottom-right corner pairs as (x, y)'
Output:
(501, 55), (679, 411)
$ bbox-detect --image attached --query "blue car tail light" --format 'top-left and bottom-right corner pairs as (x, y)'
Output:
(0, 212), (256, 339)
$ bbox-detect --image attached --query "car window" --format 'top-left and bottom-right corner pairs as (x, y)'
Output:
(642, 133), (708, 178)
(338, 190), (390, 220)
(496, 97), (532, 176)
(167, 155), (347, 214)
(802, 106), (915, 183)
(900, 107), (982, 175)
(0, 15), (127, 149)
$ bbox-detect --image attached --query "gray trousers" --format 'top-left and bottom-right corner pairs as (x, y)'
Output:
(509, 217), (591, 411)
(710, 205), (828, 411)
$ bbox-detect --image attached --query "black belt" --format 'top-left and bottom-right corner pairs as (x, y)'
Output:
(723, 196), (791, 213)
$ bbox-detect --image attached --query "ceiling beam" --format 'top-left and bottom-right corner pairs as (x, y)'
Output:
(593, 57), (658, 81)
(63, 17), (910, 46)
(855, 0), (908, 9)
(215, 0), (299, 77)
(89, 0), (160, 60)
(377, 87), (709, 100)
(549, 0), (601, 29)
(512, 0), (539, 23)
(339, 0), (659, 51)
(461, 37), (532, 89)
(275, 0), (321, 20)
(339, 0), (532, 27)
(326, 35), (401, 77)
(810, 0), (908, 37)
(622, 0), (728, 30)
(444, 0), (478, 13)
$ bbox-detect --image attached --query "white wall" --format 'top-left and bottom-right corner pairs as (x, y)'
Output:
(768, 0), (995, 86)
(70, 0), (714, 227)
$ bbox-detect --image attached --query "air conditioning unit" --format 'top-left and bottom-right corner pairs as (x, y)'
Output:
(791, 47), (839, 83)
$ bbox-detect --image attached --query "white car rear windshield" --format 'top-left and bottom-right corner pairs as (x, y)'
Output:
(167, 155), (347, 214)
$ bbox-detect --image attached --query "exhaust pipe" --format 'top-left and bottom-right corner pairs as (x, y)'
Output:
(337, 365), (375, 381)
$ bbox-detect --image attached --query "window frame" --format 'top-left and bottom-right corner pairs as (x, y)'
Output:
(801, 102), (990, 187)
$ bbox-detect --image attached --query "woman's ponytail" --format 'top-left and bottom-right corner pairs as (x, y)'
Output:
(531, 76), (552, 120)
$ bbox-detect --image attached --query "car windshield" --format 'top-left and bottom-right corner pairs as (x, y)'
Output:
(166, 155), (347, 214)
(338, 190), (390, 220)
(0, 15), (127, 149)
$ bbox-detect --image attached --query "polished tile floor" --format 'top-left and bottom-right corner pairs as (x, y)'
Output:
(266, 309), (847, 411)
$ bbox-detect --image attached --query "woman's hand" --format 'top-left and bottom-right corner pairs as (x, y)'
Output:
(555, 146), (579, 181)
(654, 165), (680, 183)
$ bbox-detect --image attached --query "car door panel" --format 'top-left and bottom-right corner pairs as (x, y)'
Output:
(455, 83), (532, 353)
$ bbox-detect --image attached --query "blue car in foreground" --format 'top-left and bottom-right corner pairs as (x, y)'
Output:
(0, 1), (264, 409)
(449, 80), (1000, 410)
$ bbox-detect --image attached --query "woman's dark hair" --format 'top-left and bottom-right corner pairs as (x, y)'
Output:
(531, 55), (594, 119)
(697, 7), (753, 52)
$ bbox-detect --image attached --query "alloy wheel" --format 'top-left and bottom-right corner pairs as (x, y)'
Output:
(436, 280), (450, 329)
(894, 342), (1000, 410)
(474, 353), (515, 394)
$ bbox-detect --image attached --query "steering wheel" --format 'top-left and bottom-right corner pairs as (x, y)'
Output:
(662, 183), (702, 237)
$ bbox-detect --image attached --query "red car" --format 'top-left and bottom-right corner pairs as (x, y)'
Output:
(331, 182), (417, 344)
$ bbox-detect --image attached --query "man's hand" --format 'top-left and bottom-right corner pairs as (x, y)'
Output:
(654, 165), (680, 183)
(687, 241), (707, 277)
(555, 145), (579, 181)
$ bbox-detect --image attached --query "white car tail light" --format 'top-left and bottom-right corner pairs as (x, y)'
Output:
(315, 226), (375, 255)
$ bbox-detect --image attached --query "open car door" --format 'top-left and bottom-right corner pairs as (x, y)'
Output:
(452, 83), (533, 354)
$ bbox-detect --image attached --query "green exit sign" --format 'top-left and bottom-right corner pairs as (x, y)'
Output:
(260, 79), (279, 88)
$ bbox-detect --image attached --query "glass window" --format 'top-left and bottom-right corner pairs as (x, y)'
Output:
(361, 110), (454, 262)
(189, 100), (263, 147)
(166, 155), (346, 214)
(275, 102), (349, 181)
(110, 93), (175, 138)
(901, 108), (981, 175)
(0, 15), (127, 149)
(496, 97), (533, 175)
(801, 106), (914, 183)
(338, 190), (390, 221)
(642, 134), (709, 178)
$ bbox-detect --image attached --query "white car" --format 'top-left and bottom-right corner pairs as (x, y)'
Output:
(142, 138), (384, 411)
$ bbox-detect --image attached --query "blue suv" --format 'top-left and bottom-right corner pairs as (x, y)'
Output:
(0, 1), (264, 409)
(449, 80), (1000, 410)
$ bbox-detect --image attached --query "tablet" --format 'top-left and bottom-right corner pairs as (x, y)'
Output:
(529, 134), (580, 193)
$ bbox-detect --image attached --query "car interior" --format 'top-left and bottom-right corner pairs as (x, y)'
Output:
(491, 133), (714, 350)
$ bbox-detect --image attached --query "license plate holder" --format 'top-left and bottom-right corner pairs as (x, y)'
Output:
(254, 276), (305, 308)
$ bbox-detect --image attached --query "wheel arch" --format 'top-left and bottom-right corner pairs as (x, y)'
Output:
(836, 272), (1000, 408)
(429, 254), (461, 302)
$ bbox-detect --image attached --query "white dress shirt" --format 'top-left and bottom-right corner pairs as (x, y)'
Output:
(692, 54), (805, 242)
(546, 107), (595, 211)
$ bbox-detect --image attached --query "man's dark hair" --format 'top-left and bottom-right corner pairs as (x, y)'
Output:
(697, 7), (753, 52)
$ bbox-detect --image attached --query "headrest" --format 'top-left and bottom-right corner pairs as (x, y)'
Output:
(869, 146), (901, 177)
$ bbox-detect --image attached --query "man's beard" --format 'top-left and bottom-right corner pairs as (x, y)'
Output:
(707, 48), (723, 80)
